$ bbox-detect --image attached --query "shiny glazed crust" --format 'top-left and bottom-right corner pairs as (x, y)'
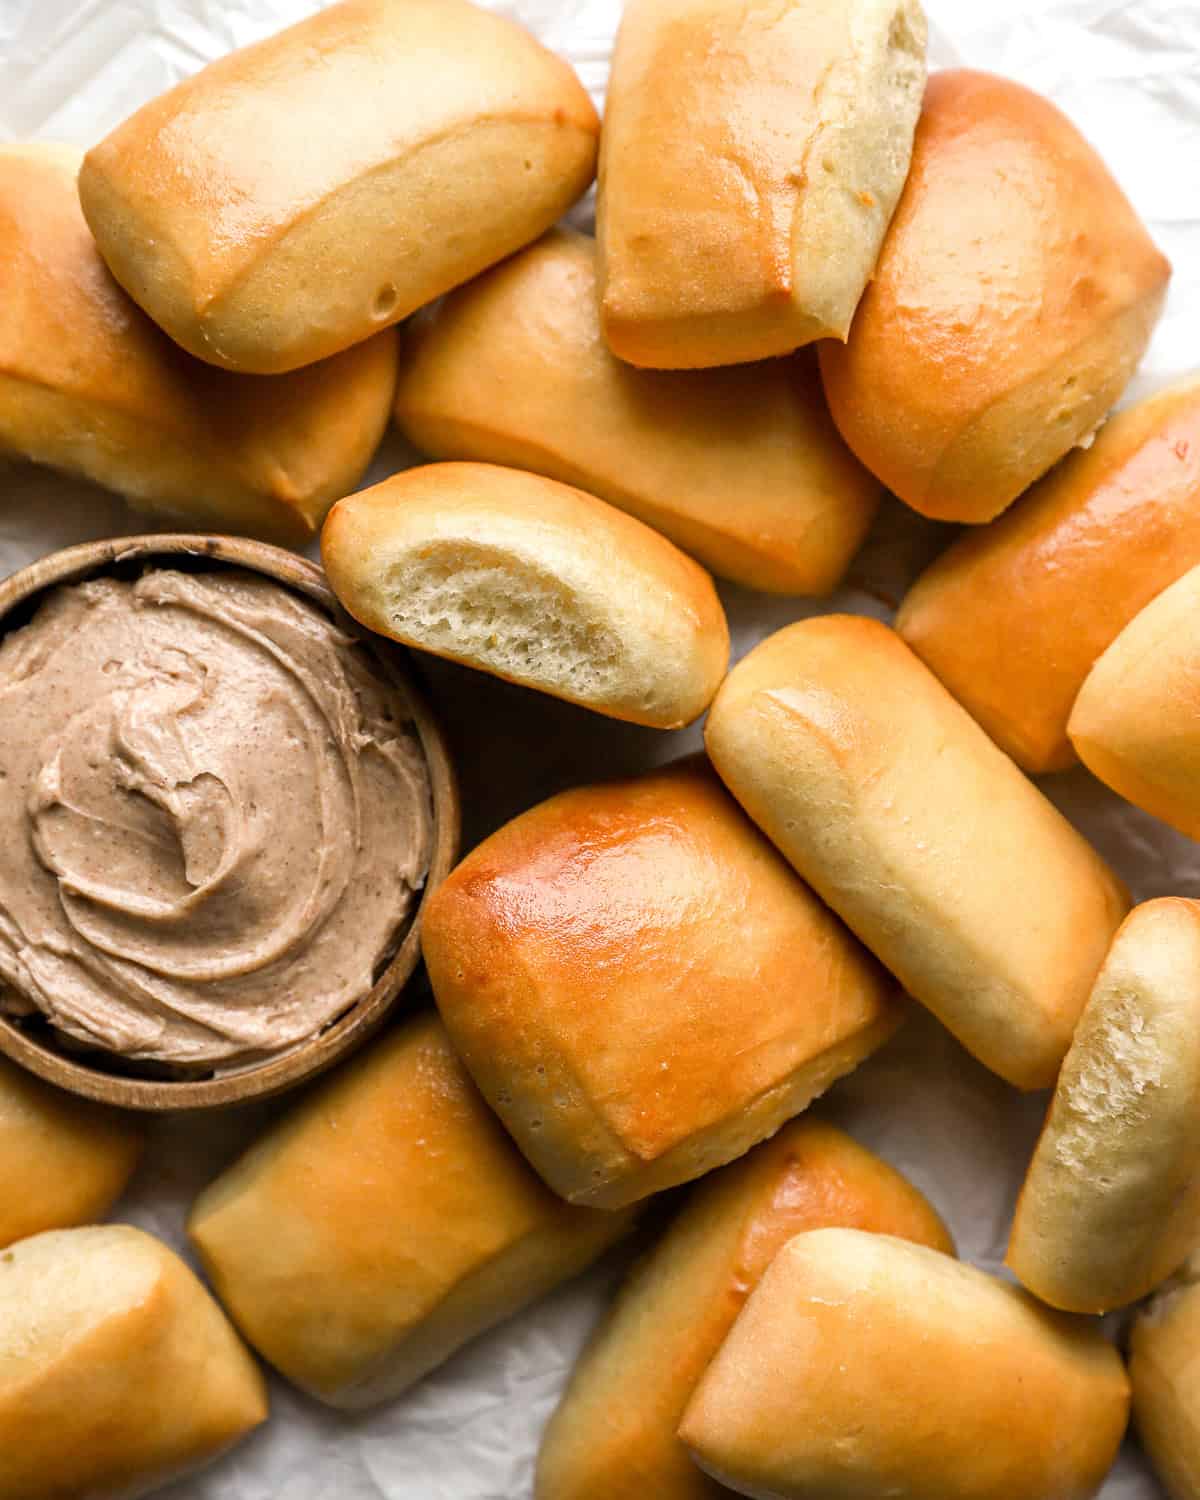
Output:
(421, 760), (903, 1209)
(0, 143), (396, 543)
(704, 615), (1129, 1090)
(679, 1230), (1130, 1500)
(188, 1013), (635, 1409)
(1007, 900), (1200, 1314)
(535, 1120), (952, 1500)
(819, 69), (1170, 522)
(598, 0), (927, 368)
(394, 229), (881, 595)
(79, 0), (599, 373)
(897, 375), (1200, 772)
(321, 462), (730, 730)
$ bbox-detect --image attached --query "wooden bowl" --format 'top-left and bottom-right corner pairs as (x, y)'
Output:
(0, 534), (460, 1111)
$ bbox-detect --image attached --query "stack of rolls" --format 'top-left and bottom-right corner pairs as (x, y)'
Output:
(897, 375), (1200, 772)
(0, 0), (1195, 1497)
(0, 143), (398, 545)
(4, 0), (604, 543)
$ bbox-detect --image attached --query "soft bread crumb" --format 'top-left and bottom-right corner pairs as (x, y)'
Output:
(384, 542), (626, 701)
(881, 1), (927, 175)
(1055, 990), (1162, 1175)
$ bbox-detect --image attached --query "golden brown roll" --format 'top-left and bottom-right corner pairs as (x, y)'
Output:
(897, 375), (1200, 772)
(322, 462), (730, 729)
(597, 0), (927, 369)
(679, 1229), (1130, 1500)
(0, 1056), (142, 1250)
(1007, 900), (1200, 1315)
(1070, 565), (1200, 839)
(0, 143), (396, 544)
(189, 1012), (636, 1410)
(1131, 1257), (1200, 1500)
(704, 616), (1129, 1090)
(79, 0), (599, 374)
(422, 759), (903, 1210)
(0, 1224), (267, 1500)
(393, 229), (881, 595)
(819, 69), (1170, 523)
(536, 1120), (952, 1500)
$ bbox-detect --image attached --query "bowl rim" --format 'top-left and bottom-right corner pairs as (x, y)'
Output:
(0, 532), (460, 1111)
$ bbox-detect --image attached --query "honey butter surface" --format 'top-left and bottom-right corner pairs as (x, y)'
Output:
(0, 569), (431, 1068)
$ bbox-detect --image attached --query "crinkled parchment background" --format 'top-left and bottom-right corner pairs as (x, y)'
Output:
(1, 1), (1198, 1495)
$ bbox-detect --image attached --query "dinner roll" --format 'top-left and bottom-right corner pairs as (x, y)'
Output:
(322, 463), (729, 729)
(0, 143), (395, 544)
(598, 0), (927, 368)
(1070, 565), (1200, 839)
(705, 616), (1129, 1090)
(679, 1230), (1130, 1500)
(897, 375), (1200, 772)
(394, 230), (881, 595)
(79, 0), (598, 374)
(422, 759), (902, 1210)
(819, 70), (1170, 523)
(1131, 1256), (1200, 1500)
(0, 1056), (141, 1250)
(536, 1120), (952, 1500)
(1007, 900), (1200, 1315)
(0, 1224), (267, 1500)
(189, 1012), (636, 1409)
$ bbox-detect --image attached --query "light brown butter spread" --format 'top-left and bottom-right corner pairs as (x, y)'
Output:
(0, 569), (432, 1069)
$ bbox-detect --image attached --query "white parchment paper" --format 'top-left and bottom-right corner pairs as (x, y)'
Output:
(2, 1), (1199, 1495)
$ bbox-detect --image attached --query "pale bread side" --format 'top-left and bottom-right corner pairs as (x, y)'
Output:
(0, 1225), (266, 1500)
(599, 0), (927, 368)
(79, 0), (599, 373)
(1070, 564), (1200, 840)
(535, 1120), (951, 1500)
(705, 615), (1129, 1089)
(189, 1013), (636, 1409)
(1008, 899), (1200, 1314)
(680, 1230), (1129, 1500)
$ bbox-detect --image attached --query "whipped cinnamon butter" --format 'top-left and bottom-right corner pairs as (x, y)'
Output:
(0, 568), (432, 1069)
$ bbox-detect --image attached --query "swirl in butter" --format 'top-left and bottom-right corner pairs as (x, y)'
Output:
(0, 569), (432, 1069)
